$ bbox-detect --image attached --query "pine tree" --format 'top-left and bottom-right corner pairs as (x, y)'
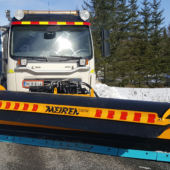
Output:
(149, 0), (165, 86)
(128, 0), (140, 39)
(138, 0), (153, 86)
(163, 28), (167, 38)
(161, 26), (170, 86)
(147, 0), (166, 86)
(116, 0), (130, 40)
(107, 0), (132, 86)
(139, 0), (152, 43)
(125, 0), (141, 86)
(168, 25), (170, 37)
(104, 0), (120, 85)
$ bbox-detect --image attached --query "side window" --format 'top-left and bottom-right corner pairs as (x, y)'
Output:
(2, 32), (9, 59)
(1, 32), (8, 74)
(0, 34), (2, 58)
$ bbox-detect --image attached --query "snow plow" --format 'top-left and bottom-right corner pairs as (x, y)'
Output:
(1, 10), (170, 162)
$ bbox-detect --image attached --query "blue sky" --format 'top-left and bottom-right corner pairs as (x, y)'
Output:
(0, 0), (169, 28)
(137, 0), (170, 28)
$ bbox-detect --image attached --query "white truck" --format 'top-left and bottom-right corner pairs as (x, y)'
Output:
(0, 10), (110, 95)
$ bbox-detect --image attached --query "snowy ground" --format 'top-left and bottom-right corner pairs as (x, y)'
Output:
(95, 83), (170, 103)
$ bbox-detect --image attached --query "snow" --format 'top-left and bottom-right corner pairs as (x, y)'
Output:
(95, 83), (170, 103)
(95, 84), (127, 99)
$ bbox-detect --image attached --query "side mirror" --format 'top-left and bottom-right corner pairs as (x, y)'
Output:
(0, 34), (1, 45)
(0, 26), (8, 32)
(102, 42), (110, 57)
(101, 30), (110, 57)
(101, 30), (110, 40)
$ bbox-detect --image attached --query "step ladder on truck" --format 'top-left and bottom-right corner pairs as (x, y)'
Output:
(0, 9), (170, 162)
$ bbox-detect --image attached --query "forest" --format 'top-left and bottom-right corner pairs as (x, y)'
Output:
(82, 0), (170, 87)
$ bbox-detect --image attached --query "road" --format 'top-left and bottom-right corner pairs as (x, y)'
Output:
(0, 142), (169, 170)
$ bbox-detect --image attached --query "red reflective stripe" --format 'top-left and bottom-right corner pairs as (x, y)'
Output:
(120, 112), (128, 120)
(11, 21), (91, 25)
(148, 114), (156, 123)
(0, 102), (2, 108)
(134, 113), (141, 122)
(49, 21), (57, 25)
(11, 21), (21, 25)
(23, 104), (29, 110)
(95, 110), (102, 118)
(31, 21), (39, 25)
(5, 102), (11, 109)
(66, 22), (75, 25)
(83, 22), (91, 25)
(32, 104), (38, 111)
(107, 111), (115, 119)
(14, 103), (20, 110)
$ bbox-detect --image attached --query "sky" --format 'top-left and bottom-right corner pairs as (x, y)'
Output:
(0, 0), (170, 28)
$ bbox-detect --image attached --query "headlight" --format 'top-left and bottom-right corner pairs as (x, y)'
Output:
(18, 59), (27, 66)
(21, 59), (27, 66)
(79, 10), (90, 21)
(80, 59), (86, 66)
(14, 10), (24, 20)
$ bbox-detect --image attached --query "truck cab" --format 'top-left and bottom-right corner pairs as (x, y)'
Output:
(1, 10), (96, 95)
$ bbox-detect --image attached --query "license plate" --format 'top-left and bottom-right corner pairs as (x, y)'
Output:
(22, 80), (44, 88)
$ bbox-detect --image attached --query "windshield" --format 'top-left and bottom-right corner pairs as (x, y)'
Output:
(10, 25), (92, 59)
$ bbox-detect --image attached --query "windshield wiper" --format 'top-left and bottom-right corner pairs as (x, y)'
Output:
(50, 55), (82, 60)
(22, 56), (48, 62)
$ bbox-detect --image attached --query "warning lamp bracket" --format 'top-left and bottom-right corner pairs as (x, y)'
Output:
(6, 10), (12, 21)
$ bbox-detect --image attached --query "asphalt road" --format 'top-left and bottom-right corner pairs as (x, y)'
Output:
(0, 142), (169, 170)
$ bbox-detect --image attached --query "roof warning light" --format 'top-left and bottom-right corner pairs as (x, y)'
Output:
(14, 10), (24, 20)
(79, 10), (90, 21)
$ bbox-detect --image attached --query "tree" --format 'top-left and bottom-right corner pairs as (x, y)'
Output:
(168, 24), (170, 37)
(161, 26), (170, 86)
(128, 0), (140, 39)
(149, 0), (165, 86)
(106, 0), (133, 86)
(138, 0), (153, 86)
(125, 0), (141, 86)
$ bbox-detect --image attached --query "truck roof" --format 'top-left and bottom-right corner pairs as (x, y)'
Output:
(11, 14), (87, 23)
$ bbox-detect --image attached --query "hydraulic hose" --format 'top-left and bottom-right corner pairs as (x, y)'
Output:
(81, 82), (99, 98)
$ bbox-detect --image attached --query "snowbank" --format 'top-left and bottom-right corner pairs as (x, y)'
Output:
(95, 83), (170, 103)
(95, 84), (127, 99)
